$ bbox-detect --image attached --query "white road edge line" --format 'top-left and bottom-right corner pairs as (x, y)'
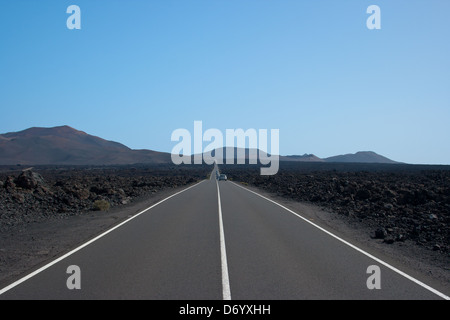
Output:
(216, 180), (232, 300)
(231, 181), (450, 300)
(0, 180), (206, 296)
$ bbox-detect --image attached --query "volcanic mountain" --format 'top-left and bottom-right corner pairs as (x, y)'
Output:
(0, 126), (170, 165)
(324, 151), (398, 164)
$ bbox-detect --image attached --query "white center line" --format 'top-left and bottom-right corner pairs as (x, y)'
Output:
(216, 180), (232, 300)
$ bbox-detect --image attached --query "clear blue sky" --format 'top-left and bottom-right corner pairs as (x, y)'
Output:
(1, 0), (449, 164)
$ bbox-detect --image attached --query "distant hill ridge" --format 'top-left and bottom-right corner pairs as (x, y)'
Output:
(0, 126), (399, 165)
(324, 151), (398, 164)
(282, 154), (324, 162)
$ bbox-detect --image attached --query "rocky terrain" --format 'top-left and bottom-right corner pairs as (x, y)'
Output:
(0, 165), (209, 232)
(222, 163), (450, 255)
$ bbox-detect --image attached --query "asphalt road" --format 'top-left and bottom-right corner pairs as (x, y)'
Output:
(0, 167), (448, 300)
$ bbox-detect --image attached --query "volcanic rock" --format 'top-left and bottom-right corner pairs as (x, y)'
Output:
(15, 170), (45, 189)
(355, 189), (371, 200)
(375, 228), (388, 239)
(5, 176), (16, 189)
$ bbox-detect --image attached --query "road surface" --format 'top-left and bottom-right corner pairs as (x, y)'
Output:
(0, 166), (448, 300)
